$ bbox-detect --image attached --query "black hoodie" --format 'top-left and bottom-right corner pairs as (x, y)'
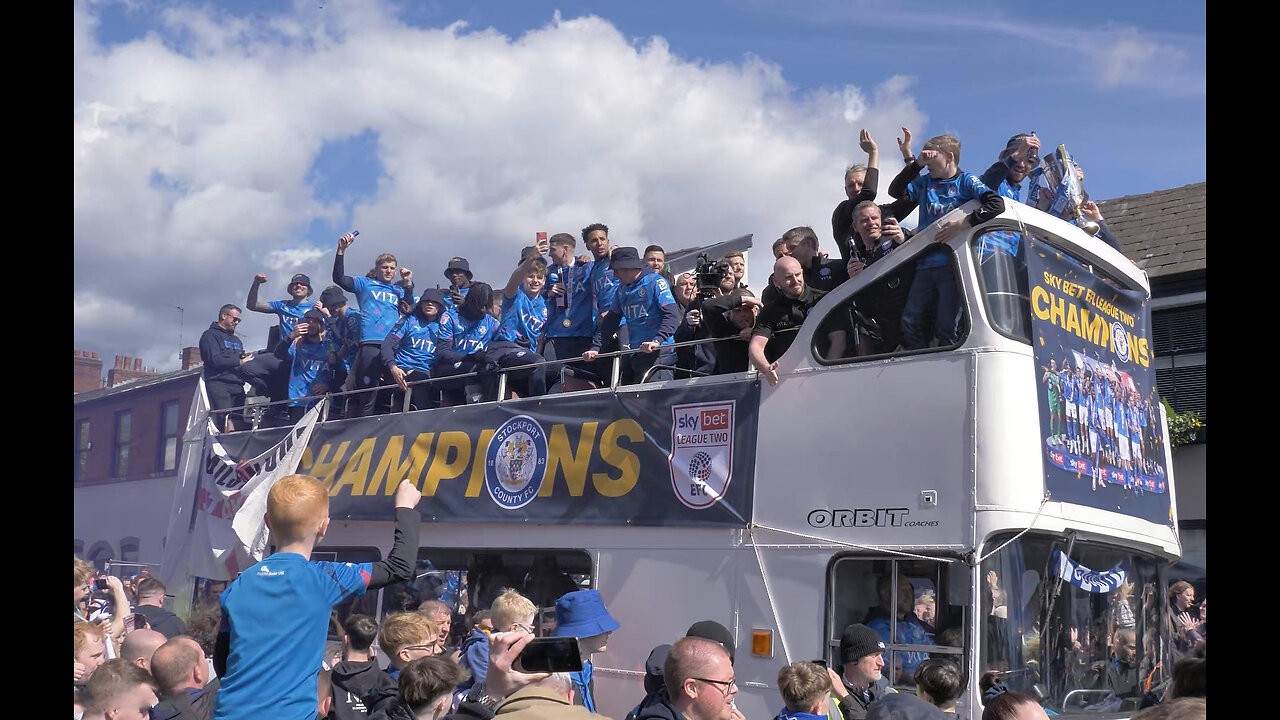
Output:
(199, 321), (245, 384)
(330, 659), (394, 720)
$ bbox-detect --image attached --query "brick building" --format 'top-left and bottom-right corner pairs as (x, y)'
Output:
(73, 349), (201, 567)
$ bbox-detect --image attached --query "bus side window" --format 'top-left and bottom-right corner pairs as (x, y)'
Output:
(382, 549), (591, 645)
(828, 556), (965, 688)
(814, 244), (968, 363)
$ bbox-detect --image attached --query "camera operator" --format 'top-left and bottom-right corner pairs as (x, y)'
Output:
(692, 288), (762, 376)
(674, 257), (738, 375)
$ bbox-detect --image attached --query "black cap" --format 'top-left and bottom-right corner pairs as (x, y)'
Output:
(319, 286), (347, 308)
(609, 246), (644, 270)
(729, 288), (756, 301)
(303, 308), (327, 322)
(444, 257), (473, 280)
(865, 693), (947, 720)
(643, 644), (671, 695)
(686, 620), (736, 664)
(419, 288), (447, 310)
(290, 273), (312, 289)
(839, 624), (886, 665)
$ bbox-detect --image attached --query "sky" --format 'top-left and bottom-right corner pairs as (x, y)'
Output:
(74, 0), (1206, 374)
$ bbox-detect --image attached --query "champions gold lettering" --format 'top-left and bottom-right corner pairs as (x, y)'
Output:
(299, 420), (647, 500)
(1031, 274), (1149, 369)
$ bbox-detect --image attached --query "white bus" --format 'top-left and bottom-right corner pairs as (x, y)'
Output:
(155, 197), (1179, 719)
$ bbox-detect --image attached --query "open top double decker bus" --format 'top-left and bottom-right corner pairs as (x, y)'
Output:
(160, 197), (1179, 719)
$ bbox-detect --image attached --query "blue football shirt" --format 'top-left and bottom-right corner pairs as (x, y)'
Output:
(497, 291), (548, 347)
(214, 553), (372, 720)
(286, 340), (333, 407)
(351, 277), (408, 344)
(389, 313), (454, 372)
(268, 300), (310, 337)
(545, 262), (595, 338)
(449, 313), (500, 355)
(907, 171), (993, 268)
(609, 272), (676, 346)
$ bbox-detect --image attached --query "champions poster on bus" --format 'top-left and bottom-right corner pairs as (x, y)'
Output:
(1026, 239), (1170, 525)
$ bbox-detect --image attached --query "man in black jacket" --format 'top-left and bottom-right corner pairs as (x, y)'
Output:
(150, 636), (219, 720)
(134, 578), (186, 639)
(198, 304), (251, 431)
(693, 289), (761, 376)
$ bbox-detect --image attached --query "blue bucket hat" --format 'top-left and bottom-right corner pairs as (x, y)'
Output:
(552, 589), (621, 638)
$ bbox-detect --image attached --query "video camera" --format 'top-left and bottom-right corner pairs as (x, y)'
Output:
(694, 253), (731, 299)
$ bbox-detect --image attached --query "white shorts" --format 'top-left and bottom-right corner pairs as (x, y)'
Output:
(1103, 407), (1112, 427)
(1130, 436), (1142, 460)
(1066, 402), (1077, 419)
(1089, 428), (1099, 448)
(1118, 437), (1131, 461)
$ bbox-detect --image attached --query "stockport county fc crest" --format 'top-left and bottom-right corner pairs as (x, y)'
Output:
(485, 415), (548, 509)
(669, 402), (735, 509)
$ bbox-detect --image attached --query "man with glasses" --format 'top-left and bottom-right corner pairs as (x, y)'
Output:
(642, 636), (739, 720)
(199, 303), (253, 431)
(363, 612), (444, 716)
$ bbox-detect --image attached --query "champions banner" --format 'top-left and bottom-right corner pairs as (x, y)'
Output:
(208, 382), (759, 527)
(1050, 549), (1127, 594)
(1026, 239), (1171, 525)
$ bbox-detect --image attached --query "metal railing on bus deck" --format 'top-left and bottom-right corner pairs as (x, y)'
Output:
(232, 327), (800, 429)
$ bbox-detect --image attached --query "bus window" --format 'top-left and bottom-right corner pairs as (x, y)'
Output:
(979, 534), (1169, 714)
(813, 244), (968, 363)
(971, 229), (1033, 343)
(381, 549), (591, 648)
(313, 546), (383, 640)
(970, 227), (1146, 345)
(828, 556), (965, 689)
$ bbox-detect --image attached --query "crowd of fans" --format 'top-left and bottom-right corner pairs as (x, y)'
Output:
(198, 127), (1125, 430)
(76, 470), (1204, 719)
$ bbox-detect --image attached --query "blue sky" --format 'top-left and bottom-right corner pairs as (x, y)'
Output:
(74, 0), (1204, 371)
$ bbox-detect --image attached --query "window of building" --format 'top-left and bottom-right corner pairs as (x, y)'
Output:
(381, 549), (592, 646)
(76, 419), (91, 481)
(88, 541), (115, 571)
(112, 411), (132, 477)
(158, 401), (180, 472)
(119, 537), (140, 563)
(827, 555), (966, 689)
(813, 243), (967, 363)
(1152, 306), (1206, 439)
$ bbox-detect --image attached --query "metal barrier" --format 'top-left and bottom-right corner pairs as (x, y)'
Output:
(232, 328), (786, 429)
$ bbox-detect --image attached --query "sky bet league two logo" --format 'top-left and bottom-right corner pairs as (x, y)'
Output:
(485, 415), (548, 510)
(669, 401), (735, 509)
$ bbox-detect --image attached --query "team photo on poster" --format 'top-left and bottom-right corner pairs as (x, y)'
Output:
(1026, 239), (1170, 524)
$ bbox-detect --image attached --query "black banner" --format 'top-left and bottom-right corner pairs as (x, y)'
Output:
(215, 383), (759, 527)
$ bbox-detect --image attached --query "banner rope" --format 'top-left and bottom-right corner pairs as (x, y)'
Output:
(746, 525), (792, 665)
(974, 493), (1051, 564)
(747, 523), (958, 563)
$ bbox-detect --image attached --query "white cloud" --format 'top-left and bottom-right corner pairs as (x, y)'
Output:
(73, 1), (927, 370)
